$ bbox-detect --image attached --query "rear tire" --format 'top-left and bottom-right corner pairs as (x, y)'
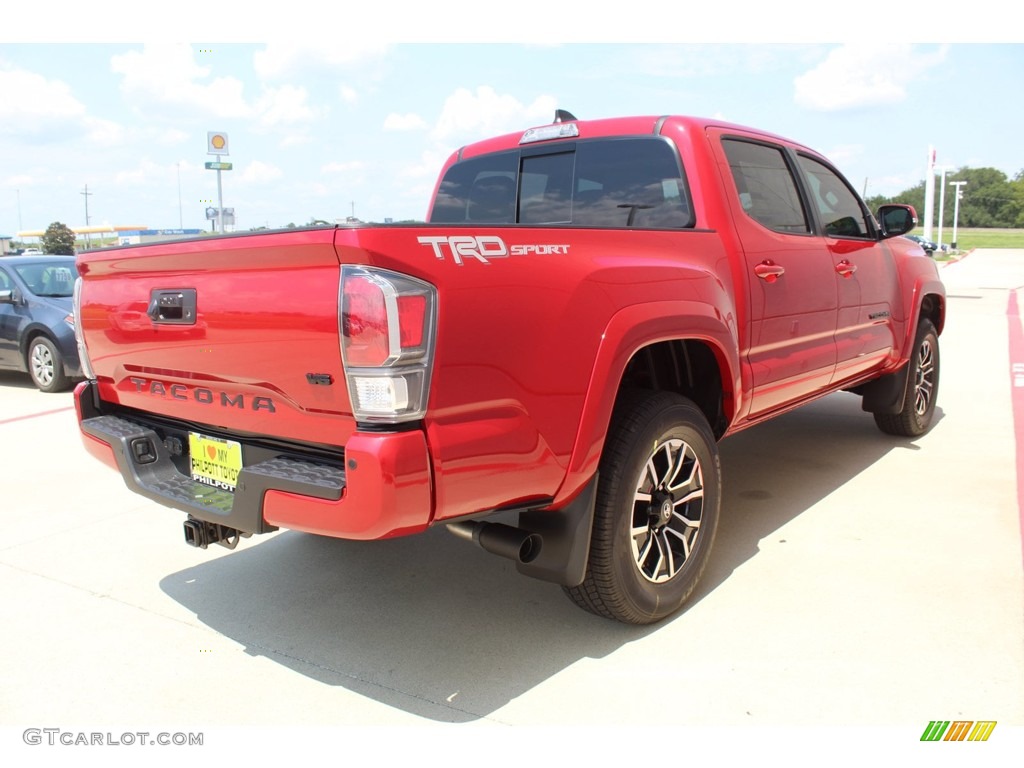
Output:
(563, 391), (721, 624)
(874, 319), (939, 437)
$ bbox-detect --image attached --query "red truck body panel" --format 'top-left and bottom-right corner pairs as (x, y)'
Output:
(73, 113), (945, 585)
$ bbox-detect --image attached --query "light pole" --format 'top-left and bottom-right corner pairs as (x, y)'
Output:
(923, 146), (936, 241)
(935, 165), (953, 250)
(206, 132), (231, 235)
(950, 181), (967, 250)
(81, 184), (93, 249)
(177, 162), (184, 229)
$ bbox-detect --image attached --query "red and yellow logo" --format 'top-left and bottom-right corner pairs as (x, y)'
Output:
(207, 132), (229, 155)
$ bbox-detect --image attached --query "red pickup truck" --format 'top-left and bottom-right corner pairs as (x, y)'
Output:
(73, 113), (945, 624)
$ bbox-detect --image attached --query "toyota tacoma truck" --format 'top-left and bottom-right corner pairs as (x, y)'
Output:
(73, 113), (945, 624)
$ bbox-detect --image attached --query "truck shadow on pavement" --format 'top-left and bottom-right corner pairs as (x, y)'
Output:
(159, 392), (938, 723)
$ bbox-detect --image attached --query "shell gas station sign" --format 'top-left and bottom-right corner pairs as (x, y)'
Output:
(207, 131), (229, 156)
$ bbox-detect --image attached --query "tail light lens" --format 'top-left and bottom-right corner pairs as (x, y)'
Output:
(340, 266), (436, 423)
(72, 277), (96, 380)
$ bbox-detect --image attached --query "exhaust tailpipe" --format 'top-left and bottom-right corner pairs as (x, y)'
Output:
(447, 521), (543, 564)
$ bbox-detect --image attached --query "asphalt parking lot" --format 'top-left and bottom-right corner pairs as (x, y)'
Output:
(2, 250), (1022, 765)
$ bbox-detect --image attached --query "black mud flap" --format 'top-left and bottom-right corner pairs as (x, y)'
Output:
(515, 474), (598, 587)
(857, 361), (911, 415)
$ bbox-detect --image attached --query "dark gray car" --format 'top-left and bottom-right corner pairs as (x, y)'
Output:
(0, 255), (82, 392)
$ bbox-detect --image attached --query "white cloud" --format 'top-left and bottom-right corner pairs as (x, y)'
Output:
(0, 64), (126, 148)
(819, 144), (864, 167)
(109, 45), (325, 136)
(114, 159), (166, 186)
(253, 42), (391, 79)
(339, 86), (359, 104)
(85, 117), (126, 146)
(255, 84), (322, 127)
(794, 44), (948, 112)
(400, 149), (449, 180)
(383, 112), (428, 132)
(0, 66), (86, 122)
(431, 86), (557, 143)
(157, 128), (190, 145)
(280, 133), (312, 148)
(111, 44), (251, 119)
(321, 161), (367, 175)
(5, 174), (34, 187)
(240, 161), (284, 184)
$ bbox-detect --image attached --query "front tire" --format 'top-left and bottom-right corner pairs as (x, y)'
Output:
(564, 391), (721, 624)
(874, 319), (940, 437)
(27, 336), (70, 393)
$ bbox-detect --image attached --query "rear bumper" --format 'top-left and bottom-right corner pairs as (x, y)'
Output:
(74, 381), (433, 540)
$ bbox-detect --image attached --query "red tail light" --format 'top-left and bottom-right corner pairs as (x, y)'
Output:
(342, 274), (390, 366)
(397, 295), (426, 349)
(339, 266), (436, 424)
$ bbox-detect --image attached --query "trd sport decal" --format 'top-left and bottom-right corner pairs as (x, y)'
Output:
(418, 235), (569, 266)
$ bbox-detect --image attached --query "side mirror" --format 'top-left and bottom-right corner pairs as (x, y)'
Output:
(877, 204), (917, 238)
(0, 289), (15, 304)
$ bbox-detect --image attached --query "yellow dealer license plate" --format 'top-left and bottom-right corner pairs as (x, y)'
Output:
(189, 433), (243, 493)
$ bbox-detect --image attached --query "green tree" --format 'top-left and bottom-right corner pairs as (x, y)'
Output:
(41, 221), (77, 255)
(1009, 169), (1024, 227)
(865, 166), (1023, 228)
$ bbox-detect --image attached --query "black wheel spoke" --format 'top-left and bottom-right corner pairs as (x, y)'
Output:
(630, 437), (705, 583)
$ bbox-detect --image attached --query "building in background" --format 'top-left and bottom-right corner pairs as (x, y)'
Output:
(115, 229), (204, 246)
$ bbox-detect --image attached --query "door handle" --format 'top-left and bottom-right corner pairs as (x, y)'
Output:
(835, 259), (857, 278)
(148, 289), (197, 324)
(754, 261), (785, 283)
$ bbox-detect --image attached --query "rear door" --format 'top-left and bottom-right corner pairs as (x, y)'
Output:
(714, 132), (838, 416)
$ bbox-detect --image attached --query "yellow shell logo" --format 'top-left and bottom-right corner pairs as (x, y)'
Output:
(210, 135), (226, 150)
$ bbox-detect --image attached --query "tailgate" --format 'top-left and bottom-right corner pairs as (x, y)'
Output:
(77, 228), (355, 447)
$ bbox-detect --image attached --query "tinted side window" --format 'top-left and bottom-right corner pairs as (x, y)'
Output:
(430, 151), (518, 223)
(722, 139), (809, 234)
(796, 155), (871, 238)
(570, 139), (692, 228)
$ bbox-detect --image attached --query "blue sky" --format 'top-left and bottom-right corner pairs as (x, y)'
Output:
(2, 4), (1021, 236)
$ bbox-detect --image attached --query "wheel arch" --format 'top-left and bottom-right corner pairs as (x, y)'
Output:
(918, 290), (945, 336)
(552, 300), (739, 508)
(897, 278), (945, 365)
(20, 325), (59, 368)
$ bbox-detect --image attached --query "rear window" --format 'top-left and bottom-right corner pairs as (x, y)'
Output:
(14, 261), (80, 297)
(429, 137), (693, 229)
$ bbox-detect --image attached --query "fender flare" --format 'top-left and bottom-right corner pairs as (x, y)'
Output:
(551, 300), (740, 508)
(899, 275), (946, 359)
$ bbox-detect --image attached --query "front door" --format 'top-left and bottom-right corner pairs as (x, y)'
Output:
(794, 153), (899, 383)
(714, 133), (839, 417)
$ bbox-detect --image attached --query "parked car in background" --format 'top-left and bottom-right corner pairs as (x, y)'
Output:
(0, 254), (82, 392)
(904, 234), (938, 256)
